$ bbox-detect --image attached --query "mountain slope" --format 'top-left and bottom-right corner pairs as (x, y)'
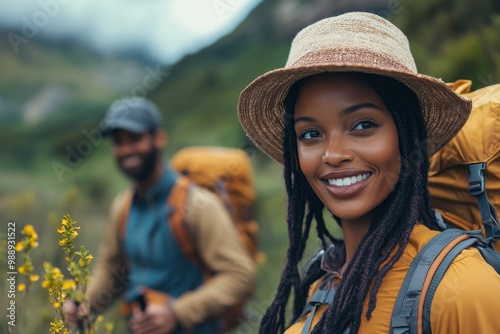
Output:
(0, 28), (162, 167)
(150, 0), (500, 158)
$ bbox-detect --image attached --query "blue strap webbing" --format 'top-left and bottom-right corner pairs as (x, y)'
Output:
(390, 229), (476, 334)
(298, 289), (335, 334)
(467, 163), (500, 240)
(477, 244), (500, 274)
(419, 232), (479, 333)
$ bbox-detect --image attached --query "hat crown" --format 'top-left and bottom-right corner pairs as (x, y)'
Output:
(103, 97), (163, 134)
(286, 12), (417, 73)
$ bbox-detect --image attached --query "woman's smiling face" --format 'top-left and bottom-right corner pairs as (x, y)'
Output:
(294, 73), (401, 227)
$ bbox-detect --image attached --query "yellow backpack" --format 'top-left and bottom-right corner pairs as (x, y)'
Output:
(170, 146), (259, 262)
(428, 79), (500, 251)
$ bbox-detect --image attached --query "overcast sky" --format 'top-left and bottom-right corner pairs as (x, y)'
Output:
(0, 0), (262, 63)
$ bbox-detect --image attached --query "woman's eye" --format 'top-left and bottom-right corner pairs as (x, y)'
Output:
(299, 130), (320, 140)
(353, 120), (377, 130)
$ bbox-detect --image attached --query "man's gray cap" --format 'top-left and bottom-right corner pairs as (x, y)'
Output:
(102, 97), (163, 135)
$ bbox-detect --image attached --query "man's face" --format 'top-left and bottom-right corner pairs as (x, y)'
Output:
(110, 130), (160, 181)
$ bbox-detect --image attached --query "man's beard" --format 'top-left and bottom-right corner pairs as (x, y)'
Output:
(117, 146), (159, 182)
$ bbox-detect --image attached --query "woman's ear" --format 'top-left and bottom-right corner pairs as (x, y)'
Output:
(154, 128), (168, 149)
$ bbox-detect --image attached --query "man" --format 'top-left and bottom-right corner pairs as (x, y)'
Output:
(65, 97), (255, 334)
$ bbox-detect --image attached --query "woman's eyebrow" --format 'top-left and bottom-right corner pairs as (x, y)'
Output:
(294, 102), (384, 124)
(294, 116), (315, 124)
(340, 103), (384, 117)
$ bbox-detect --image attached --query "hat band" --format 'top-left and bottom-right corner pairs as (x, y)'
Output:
(289, 49), (414, 73)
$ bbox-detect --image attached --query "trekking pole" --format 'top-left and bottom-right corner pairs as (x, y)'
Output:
(74, 301), (85, 333)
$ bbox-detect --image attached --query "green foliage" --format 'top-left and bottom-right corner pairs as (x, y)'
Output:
(393, 0), (500, 89)
(151, 39), (290, 154)
(1, 0), (499, 332)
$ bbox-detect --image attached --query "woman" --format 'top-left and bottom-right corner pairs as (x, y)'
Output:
(237, 12), (500, 333)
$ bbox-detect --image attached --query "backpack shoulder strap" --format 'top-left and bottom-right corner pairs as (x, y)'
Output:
(118, 189), (133, 239)
(296, 288), (335, 334)
(390, 228), (480, 334)
(467, 162), (500, 240)
(167, 175), (206, 271)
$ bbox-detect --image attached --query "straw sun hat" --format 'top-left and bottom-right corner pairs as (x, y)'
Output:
(237, 12), (472, 164)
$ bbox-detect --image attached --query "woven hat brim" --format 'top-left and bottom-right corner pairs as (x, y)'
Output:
(238, 63), (472, 164)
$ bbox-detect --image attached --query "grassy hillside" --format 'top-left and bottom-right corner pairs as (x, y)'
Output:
(1, 0), (499, 332)
(392, 0), (500, 86)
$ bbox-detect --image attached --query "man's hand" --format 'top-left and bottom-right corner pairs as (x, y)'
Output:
(129, 303), (178, 334)
(63, 300), (87, 328)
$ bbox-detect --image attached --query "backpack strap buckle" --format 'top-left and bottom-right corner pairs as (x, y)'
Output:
(467, 163), (500, 240)
(467, 162), (486, 195)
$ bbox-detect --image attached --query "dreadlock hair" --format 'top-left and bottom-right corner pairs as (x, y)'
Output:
(257, 76), (339, 334)
(258, 72), (440, 334)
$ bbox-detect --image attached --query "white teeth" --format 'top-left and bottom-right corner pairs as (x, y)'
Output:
(122, 156), (141, 168)
(327, 173), (370, 187)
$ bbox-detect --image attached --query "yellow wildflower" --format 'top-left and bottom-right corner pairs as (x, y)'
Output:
(49, 318), (70, 334)
(15, 242), (24, 252)
(23, 224), (34, 235)
(53, 267), (63, 278)
(105, 322), (114, 333)
(30, 274), (39, 282)
(53, 302), (60, 309)
(18, 265), (26, 274)
(22, 225), (38, 242)
(18, 283), (26, 291)
(59, 239), (67, 246)
(62, 280), (76, 290)
(41, 280), (49, 288)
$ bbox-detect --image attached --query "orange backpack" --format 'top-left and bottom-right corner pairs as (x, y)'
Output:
(118, 146), (259, 331)
(170, 146), (259, 263)
(390, 81), (500, 334)
(428, 79), (500, 251)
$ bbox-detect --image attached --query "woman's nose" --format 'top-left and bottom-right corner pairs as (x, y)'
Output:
(321, 137), (354, 166)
